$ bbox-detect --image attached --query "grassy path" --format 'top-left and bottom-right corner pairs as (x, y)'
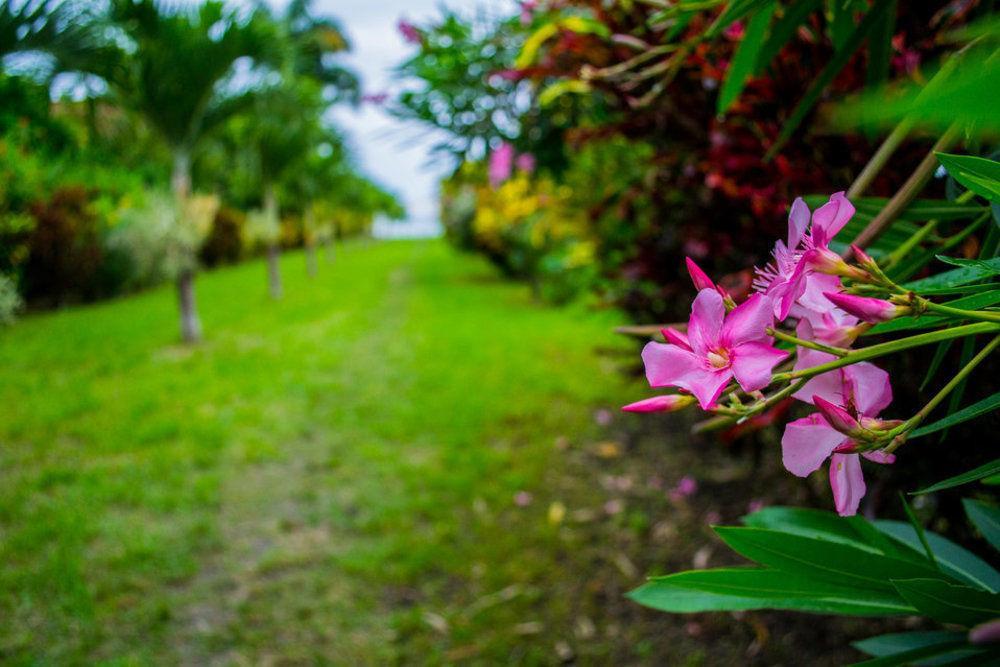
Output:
(0, 240), (869, 664)
(0, 240), (643, 663)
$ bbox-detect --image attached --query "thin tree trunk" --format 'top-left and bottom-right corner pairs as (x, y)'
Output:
(172, 149), (201, 343)
(267, 245), (283, 299)
(305, 242), (318, 278)
(177, 268), (202, 343)
(264, 183), (282, 299)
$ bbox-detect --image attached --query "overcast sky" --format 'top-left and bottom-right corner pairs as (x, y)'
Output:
(307, 1), (515, 230)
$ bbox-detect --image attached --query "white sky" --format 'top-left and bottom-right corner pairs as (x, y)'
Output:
(311, 1), (515, 228)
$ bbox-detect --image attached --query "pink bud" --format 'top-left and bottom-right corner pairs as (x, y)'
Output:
(804, 248), (870, 281)
(660, 326), (691, 350)
(824, 292), (902, 323)
(970, 619), (1000, 645)
(685, 257), (716, 291)
(622, 395), (695, 413)
(814, 396), (863, 437)
(850, 244), (876, 267)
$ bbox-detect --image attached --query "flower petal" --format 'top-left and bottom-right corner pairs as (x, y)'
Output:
(730, 341), (788, 392)
(811, 192), (855, 246)
(720, 293), (773, 347)
(661, 326), (691, 351)
(829, 452), (866, 516)
(787, 196), (810, 249)
(687, 288), (725, 357)
(790, 339), (843, 406)
(641, 342), (729, 408)
(781, 413), (847, 477)
(862, 450), (896, 465)
(844, 361), (892, 417)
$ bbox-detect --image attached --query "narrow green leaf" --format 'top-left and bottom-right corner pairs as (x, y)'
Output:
(937, 255), (1000, 274)
(937, 153), (1000, 202)
(875, 520), (1000, 593)
(706, 0), (776, 38)
(891, 578), (1000, 627)
(964, 500), (1000, 553)
(628, 577), (910, 616)
(742, 506), (923, 562)
(754, 0), (820, 74)
(913, 460), (1000, 496)
(853, 630), (966, 658)
(717, 1), (776, 114)
(714, 527), (941, 592)
(851, 643), (989, 666)
(940, 336), (976, 443)
(921, 340), (954, 391)
(900, 493), (938, 569)
(865, 0), (895, 88)
(765, 0), (893, 160)
(905, 257), (1000, 290)
(909, 392), (1000, 439)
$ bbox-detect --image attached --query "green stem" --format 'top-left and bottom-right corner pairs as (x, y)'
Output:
(736, 378), (808, 424)
(921, 300), (1000, 324)
(846, 123), (961, 256)
(847, 118), (914, 200)
(883, 219), (939, 270)
(767, 327), (849, 357)
(886, 334), (1000, 453)
(773, 322), (1000, 382)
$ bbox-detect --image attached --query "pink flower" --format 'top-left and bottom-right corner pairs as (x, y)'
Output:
(515, 152), (536, 174)
(781, 353), (895, 516)
(488, 142), (514, 187)
(686, 257), (716, 291)
(622, 394), (695, 413)
(519, 0), (538, 25)
(641, 289), (787, 409)
(823, 292), (903, 324)
(796, 309), (866, 348)
(397, 19), (422, 44)
(669, 475), (699, 502)
(754, 193), (857, 320)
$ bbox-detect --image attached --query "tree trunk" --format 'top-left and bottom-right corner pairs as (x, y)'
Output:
(177, 269), (202, 343)
(305, 242), (318, 278)
(267, 245), (283, 299)
(172, 149), (201, 343)
(264, 184), (282, 299)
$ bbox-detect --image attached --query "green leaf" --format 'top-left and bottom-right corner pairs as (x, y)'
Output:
(865, 0), (895, 88)
(964, 499), (1000, 553)
(891, 578), (1000, 627)
(714, 527), (941, 592)
(937, 255), (1000, 274)
(743, 506), (926, 563)
(909, 392), (1000, 439)
(851, 643), (989, 666)
(717, 2), (776, 114)
(647, 567), (913, 615)
(913, 459), (1000, 496)
(853, 630), (966, 658)
(940, 335), (976, 443)
(920, 339), (954, 391)
(764, 0), (894, 160)
(937, 153), (1000, 202)
(905, 257), (1000, 291)
(876, 520), (1000, 593)
(706, 0), (776, 39)
(754, 0), (820, 74)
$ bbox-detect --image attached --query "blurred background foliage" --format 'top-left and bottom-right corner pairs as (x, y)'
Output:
(0, 0), (403, 320)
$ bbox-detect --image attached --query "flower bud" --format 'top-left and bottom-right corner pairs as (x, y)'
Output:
(824, 292), (908, 324)
(685, 257), (716, 291)
(622, 394), (696, 413)
(660, 326), (691, 349)
(850, 244), (878, 270)
(804, 248), (872, 282)
(814, 396), (864, 437)
(970, 619), (1000, 645)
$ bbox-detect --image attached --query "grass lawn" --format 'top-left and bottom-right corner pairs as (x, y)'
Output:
(0, 240), (870, 664)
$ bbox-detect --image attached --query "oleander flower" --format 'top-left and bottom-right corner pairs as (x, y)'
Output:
(641, 289), (787, 409)
(781, 351), (895, 516)
(622, 394), (696, 413)
(824, 291), (906, 324)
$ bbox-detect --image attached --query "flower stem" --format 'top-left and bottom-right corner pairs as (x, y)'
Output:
(847, 118), (914, 200)
(767, 327), (850, 357)
(920, 300), (1000, 324)
(772, 322), (1000, 382)
(736, 378), (808, 424)
(885, 334), (1000, 453)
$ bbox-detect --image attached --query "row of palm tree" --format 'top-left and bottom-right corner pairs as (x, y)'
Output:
(2, 0), (391, 342)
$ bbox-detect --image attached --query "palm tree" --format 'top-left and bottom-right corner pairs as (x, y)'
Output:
(103, 0), (278, 342)
(239, 80), (325, 299)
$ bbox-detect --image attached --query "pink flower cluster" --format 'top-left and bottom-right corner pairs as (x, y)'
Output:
(488, 142), (535, 187)
(625, 193), (899, 516)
